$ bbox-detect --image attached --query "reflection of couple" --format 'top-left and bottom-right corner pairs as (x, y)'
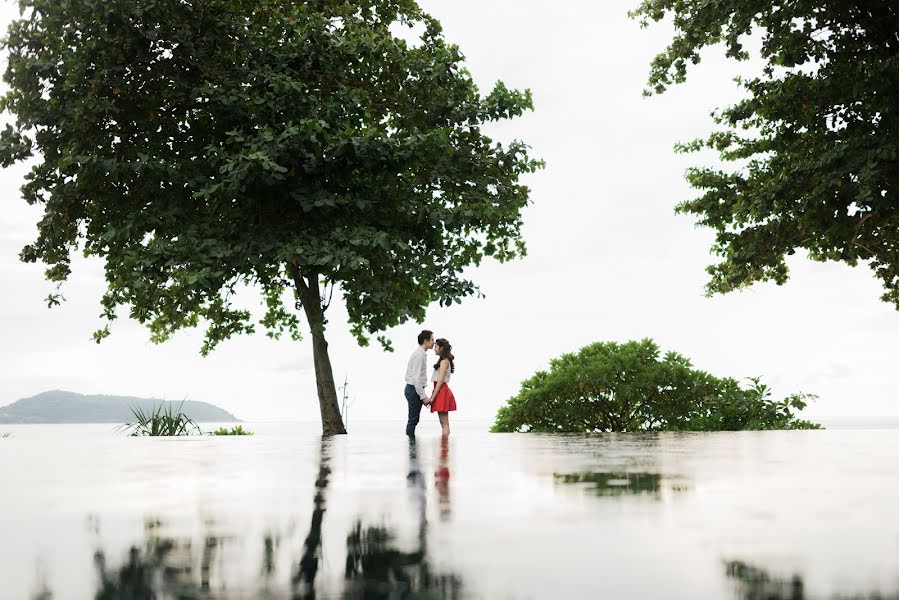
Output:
(404, 330), (457, 437)
(408, 436), (452, 527)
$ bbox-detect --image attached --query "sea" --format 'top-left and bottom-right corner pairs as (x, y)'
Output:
(1, 417), (898, 599)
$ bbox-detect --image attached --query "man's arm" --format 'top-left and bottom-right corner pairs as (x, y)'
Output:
(415, 352), (429, 401)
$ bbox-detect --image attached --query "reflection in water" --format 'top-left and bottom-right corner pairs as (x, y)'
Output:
(31, 565), (52, 600)
(13, 425), (899, 599)
(553, 471), (688, 497)
(342, 437), (462, 599)
(725, 560), (899, 600)
(262, 533), (278, 579)
(52, 441), (337, 599)
(343, 522), (424, 597)
(294, 437), (333, 598)
(342, 522), (463, 600)
(33, 438), (466, 599)
(92, 518), (223, 598)
(407, 437), (427, 546)
(726, 560), (805, 600)
(435, 437), (451, 521)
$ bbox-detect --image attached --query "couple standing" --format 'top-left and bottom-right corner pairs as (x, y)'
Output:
(404, 330), (456, 437)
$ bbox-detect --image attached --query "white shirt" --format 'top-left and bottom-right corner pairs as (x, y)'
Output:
(405, 347), (429, 400)
(431, 361), (452, 383)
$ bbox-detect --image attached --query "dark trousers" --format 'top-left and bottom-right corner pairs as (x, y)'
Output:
(405, 384), (423, 436)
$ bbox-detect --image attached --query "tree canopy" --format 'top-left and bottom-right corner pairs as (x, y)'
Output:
(631, 1), (899, 306)
(0, 0), (541, 433)
(491, 339), (819, 433)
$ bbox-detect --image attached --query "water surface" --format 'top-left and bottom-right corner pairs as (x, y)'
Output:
(2, 420), (898, 599)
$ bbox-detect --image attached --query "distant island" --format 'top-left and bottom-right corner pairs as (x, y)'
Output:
(0, 390), (240, 424)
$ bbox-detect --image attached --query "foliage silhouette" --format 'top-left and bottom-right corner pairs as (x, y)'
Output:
(631, 1), (899, 306)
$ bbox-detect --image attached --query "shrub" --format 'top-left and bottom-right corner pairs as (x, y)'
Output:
(120, 402), (202, 436)
(210, 425), (254, 436)
(491, 339), (820, 433)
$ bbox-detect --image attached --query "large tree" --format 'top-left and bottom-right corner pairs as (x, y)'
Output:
(0, 0), (541, 434)
(631, 1), (899, 306)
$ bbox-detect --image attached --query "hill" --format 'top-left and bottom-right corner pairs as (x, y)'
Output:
(0, 390), (240, 424)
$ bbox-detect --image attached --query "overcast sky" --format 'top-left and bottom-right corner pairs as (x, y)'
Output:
(1, 0), (897, 423)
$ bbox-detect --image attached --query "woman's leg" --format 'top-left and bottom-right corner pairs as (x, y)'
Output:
(438, 412), (450, 436)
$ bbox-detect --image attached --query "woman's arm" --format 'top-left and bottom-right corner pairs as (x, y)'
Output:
(430, 359), (450, 402)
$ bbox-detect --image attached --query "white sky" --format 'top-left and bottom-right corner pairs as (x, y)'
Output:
(1, 0), (897, 423)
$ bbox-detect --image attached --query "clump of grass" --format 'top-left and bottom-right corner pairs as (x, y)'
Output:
(119, 402), (201, 437)
(210, 425), (253, 436)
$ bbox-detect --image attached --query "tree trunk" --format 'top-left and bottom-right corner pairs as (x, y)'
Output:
(290, 265), (347, 435)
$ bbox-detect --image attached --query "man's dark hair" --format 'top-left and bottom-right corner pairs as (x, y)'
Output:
(418, 330), (433, 345)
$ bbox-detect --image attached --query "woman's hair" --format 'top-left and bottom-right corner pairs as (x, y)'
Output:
(433, 338), (455, 373)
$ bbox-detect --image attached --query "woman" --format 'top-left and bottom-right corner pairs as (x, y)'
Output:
(428, 338), (457, 436)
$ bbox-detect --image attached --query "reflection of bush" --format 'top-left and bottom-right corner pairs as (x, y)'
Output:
(343, 521), (463, 600)
(554, 472), (680, 497)
(726, 560), (899, 600)
(492, 339), (820, 433)
(726, 560), (804, 600)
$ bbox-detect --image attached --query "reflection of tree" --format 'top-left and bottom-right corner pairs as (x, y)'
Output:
(262, 533), (278, 579)
(726, 560), (899, 600)
(30, 568), (52, 600)
(33, 438), (469, 599)
(293, 437), (333, 599)
(341, 438), (463, 599)
(77, 440), (336, 600)
(553, 472), (689, 498)
(92, 519), (223, 599)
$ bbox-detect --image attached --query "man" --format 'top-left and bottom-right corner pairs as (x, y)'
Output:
(404, 330), (434, 436)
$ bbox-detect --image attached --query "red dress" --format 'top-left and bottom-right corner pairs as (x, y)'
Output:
(430, 381), (457, 413)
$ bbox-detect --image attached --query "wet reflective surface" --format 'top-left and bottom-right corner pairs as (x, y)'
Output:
(2, 421), (899, 599)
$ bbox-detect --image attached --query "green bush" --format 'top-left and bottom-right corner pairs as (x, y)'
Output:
(210, 425), (254, 436)
(491, 339), (820, 433)
(119, 402), (202, 436)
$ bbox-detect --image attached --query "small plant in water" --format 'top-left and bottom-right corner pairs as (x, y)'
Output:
(119, 402), (202, 436)
(210, 425), (254, 436)
(339, 374), (355, 428)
